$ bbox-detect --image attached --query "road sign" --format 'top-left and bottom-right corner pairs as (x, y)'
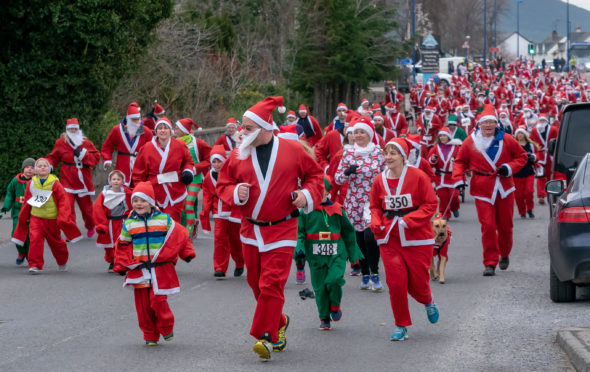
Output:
(489, 47), (499, 52)
(397, 58), (412, 66)
(422, 33), (439, 48)
(462, 41), (470, 49)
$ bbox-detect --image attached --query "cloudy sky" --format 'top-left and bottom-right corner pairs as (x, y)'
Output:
(559, 0), (590, 11)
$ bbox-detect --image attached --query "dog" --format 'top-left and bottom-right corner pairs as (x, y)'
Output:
(430, 217), (451, 284)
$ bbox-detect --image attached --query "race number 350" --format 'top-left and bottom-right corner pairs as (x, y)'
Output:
(312, 243), (338, 256)
(385, 194), (413, 211)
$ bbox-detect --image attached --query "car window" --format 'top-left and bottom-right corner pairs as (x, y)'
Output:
(571, 155), (590, 192)
(563, 109), (590, 156)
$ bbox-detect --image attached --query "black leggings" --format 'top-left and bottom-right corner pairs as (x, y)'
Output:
(356, 228), (380, 275)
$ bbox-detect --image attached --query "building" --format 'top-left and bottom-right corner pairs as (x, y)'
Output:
(499, 32), (534, 60)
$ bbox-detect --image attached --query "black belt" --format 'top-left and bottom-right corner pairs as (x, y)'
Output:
(137, 261), (171, 270)
(108, 215), (126, 220)
(383, 207), (418, 219)
(246, 210), (300, 226)
(118, 152), (136, 157)
(63, 161), (89, 168)
(473, 171), (496, 176)
(435, 170), (452, 175)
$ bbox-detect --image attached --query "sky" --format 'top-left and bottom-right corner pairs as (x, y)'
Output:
(559, 0), (590, 11)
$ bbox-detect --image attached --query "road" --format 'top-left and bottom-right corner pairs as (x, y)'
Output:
(0, 192), (585, 371)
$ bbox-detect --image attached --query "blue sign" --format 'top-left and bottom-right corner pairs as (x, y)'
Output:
(422, 33), (439, 48)
(397, 58), (412, 65)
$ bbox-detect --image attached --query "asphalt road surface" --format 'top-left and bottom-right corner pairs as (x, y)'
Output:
(0, 192), (585, 371)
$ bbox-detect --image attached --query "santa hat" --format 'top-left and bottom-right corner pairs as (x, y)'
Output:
(538, 113), (549, 123)
(226, 117), (238, 128)
(153, 100), (165, 115)
(371, 103), (381, 111)
(336, 102), (348, 111)
(66, 118), (79, 130)
(155, 117), (173, 131)
(131, 181), (156, 207)
(447, 114), (458, 125)
(360, 98), (369, 105)
(498, 110), (509, 118)
(476, 104), (497, 124)
(286, 110), (297, 119)
(352, 117), (377, 144)
(438, 127), (451, 138)
(384, 138), (409, 160)
(176, 118), (199, 134)
(385, 102), (397, 111)
(373, 112), (384, 122)
(278, 124), (300, 141)
(243, 96), (285, 130)
(514, 125), (528, 138)
(523, 104), (533, 112)
(424, 105), (436, 113)
(298, 104), (308, 114)
(209, 144), (226, 163)
(126, 102), (141, 120)
(108, 170), (126, 185)
(404, 134), (421, 149)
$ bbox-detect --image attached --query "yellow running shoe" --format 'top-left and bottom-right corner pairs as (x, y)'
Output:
(253, 333), (272, 360)
(273, 314), (290, 352)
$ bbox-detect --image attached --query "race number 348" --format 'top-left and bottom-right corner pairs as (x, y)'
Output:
(385, 194), (413, 211)
(312, 243), (338, 256)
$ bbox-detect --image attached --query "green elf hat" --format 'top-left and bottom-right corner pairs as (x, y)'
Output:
(324, 176), (332, 192)
(22, 157), (36, 170)
(447, 114), (458, 125)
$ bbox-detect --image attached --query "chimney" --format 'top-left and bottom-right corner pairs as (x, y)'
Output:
(552, 30), (558, 41)
(575, 25), (582, 33)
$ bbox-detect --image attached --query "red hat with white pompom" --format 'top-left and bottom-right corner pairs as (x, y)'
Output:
(385, 138), (409, 160)
(66, 118), (79, 130)
(175, 118), (200, 134)
(209, 144), (227, 163)
(131, 181), (156, 207)
(153, 100), (165, 116)
(127, 102), (141, 119)
(243, 96), (285, 130)
(226, 117), (238, 128)
(278, 124), (300, 141)
(352, 116), (378, 145)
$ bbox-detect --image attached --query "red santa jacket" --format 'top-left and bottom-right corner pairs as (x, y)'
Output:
(428, 143), (463, 189)
(214, 133), (237, 156)
(299, 115), (324, 147)
(376, 127), (395, 148)
(369, 166), (438, 247)
(46, 136), (100, 195)
(132, 137), (195, 208)
(93, 186), (132, 248)
(327, 148), (348, 204)
(100, 123), (153, 186)
(452, 130), (528, 204)
(314, 129), (344, 171)
(199, 169), (241, 233)
(217, 137), (324, 252)
(385, 112), (408, 137)
(415, 113), (443, 147)
(529, 124), (558, 167)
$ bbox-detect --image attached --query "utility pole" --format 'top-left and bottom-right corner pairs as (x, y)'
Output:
(484, 0), (487, 68)
(412, 0), (416, 83)
(517, 0), (520, 58)
(566, 0), (570, 72)
(494, 0), (497, 59)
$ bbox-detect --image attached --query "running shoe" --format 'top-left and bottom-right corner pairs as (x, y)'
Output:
(452, 210), (460, 218)
(16, 254), (25, 265)
(390, 326), (408, 341)
(234, 267), (244, 277)
(499, 257), (509, 270)
(527, 210), (535, 219)
(163, 332), (174, 341)
(108, 263), (114, 273)
(360, 275), (371, 290)
(370, 274), (383, 292)
(350, 266), (361, 276)
(273, 314), (289, 352)
(29, 267), (41, 275)
(214, 270), (225, 278)
(145, 340), (158, 346)
(319, 319), (331, 330)
(253, 333), (273, 360)
(425, 301), (439, 324)
(86, 229), (95, 238)
(296, 270), (305, 284)
(58, 264), (67, 272)
(330, 309), (342, 322)
(483, 265), (495, 276)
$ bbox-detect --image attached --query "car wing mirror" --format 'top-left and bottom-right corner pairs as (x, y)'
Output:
(548, 138), (556, 156)
(545, 179), (565, 195)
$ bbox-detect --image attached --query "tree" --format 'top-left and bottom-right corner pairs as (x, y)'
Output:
(0, 0), (172, 194)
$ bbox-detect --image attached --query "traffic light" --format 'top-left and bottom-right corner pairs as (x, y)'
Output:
(528, 44), (535, 55)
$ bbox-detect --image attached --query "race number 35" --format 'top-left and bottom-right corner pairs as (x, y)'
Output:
(385, 194), (413, 211)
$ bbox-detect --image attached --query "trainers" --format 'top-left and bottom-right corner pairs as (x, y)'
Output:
(145, 340), (158, 346)
(214, 270), (226, 278)
(483, 265), (495, 276)
(452, 210), (460, 218)
(390, 326), (408, 341)
(234, 267), (244, 277)
(370, 274), (383, 292)
(296, 270), (306, 284)
(425, 301), (439, 324)
(538, 198), (545, 205)
(273, 314), (289, 352)
(86, 229), (95, 238)
(16, 255), (25, 265)
(360, 275), (371, 290)
(163, 332), (174, 341)
(499, 256), (509, 270)
(319, 319), (331, 330)
(527, 210), (535, 219)
(57, 264), (67, 272)
(29, 267), (41, 275)
(253, 333), (273, 360)
(330, 309), (342, 322)
(350, 266), (361, 276)
(520, 214), (526, 219)
(108, 263), (114, 273)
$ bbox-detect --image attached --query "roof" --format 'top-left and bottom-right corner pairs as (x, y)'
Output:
(499, 31), (534, 45)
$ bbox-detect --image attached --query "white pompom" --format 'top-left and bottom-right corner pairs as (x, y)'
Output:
(278, 106), (286, 114)
(197, 127), (203, 131)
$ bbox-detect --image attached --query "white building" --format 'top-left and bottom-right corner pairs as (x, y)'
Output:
(499, 32), (534, 60)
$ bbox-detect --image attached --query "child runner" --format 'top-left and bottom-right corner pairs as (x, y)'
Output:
(296, 177), (363, 330)
(370, 139), (439, 341)
(12, 158), (82, 274)
(114, 181), (196, 346)
(199, 145), (244, 278)
(2, 158), (35, 265)
(93, 170), (132, 272)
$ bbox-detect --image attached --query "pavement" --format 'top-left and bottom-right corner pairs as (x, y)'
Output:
(558, 329), (590, 372)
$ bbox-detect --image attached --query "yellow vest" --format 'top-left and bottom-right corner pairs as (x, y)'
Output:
(30, 174), (59, 219)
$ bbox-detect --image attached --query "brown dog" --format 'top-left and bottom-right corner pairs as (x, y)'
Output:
(430, 218), (451, 284)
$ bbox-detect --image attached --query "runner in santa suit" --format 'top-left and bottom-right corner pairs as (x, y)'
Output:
(451, 105), (528, 276)
(415, 105), (443, 158)
(46, 118), (100, 237)
(404, 134), (437, 184)
(315, 123), (345, 173)
(101, 102), (153, 186)
(369, 138), (439, 341)
(529, 114), (558, 205)
(297, 104), (324, 147)
(216, 96), (324, 360)
(174, 118), (211, 237)
(427, 128), (464, 220)
(497, 110), (514, 135)
(385, 85), (404, 107)
(384, 103), (408, 137)
(373, 113), (395, 148)
(214, 118), (239, 157)
(132, 117), (195, 224)
(323, 103), (348, 133)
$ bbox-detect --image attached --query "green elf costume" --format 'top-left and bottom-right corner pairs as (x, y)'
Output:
(2, 158), (35, 264)
(446, 114), (466, 143)
(175, 118), (212, 238)
(296, 178), (363, 330)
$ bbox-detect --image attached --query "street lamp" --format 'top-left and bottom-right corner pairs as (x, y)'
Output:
(465, 35), (471, 62)
(517, 0), (521, 58)
(566, 0), (570, 72)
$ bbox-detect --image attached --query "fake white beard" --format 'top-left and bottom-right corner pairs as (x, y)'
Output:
(67, 130), (84, 148)
(473, 130), (494, 154)
(237, 128), (261, 160)
(408, 148), (420, 167)
(127, 118), (140, 137)
(424, 113), (433, 121)
(526, 117), (536, 129)
(536, 122), (548, 131)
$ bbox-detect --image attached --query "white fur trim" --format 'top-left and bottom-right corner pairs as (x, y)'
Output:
(233, 183), (249, 205)
(244, 110), (274, 130)
(11, 238), (25, 246)
(66, 124), (80, 129)
(131, 191), (155, 207)
(301, 188), (313, 214)
(278, 106), (286, 114)
(477, 115), (497, 124)
(175, 120), (190, 134)
(278, 133), (299, 141)
(210, 154), (226, 163)
(70, 235), (83, 243)
(386, 141), (407, 160)
(352, 122), (374, 141)
(155, 119), (172, 130)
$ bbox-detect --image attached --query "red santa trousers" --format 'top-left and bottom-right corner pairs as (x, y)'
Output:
(162, 203), (183, 224)
(66, 193), (95, 231)
(104, 248), (114, 264)
(436, 187), (460, 219)
(213, 219), (244, 273)
(133, 287), (174, 342)
(474, 194), (515, 267)
(380, 229), (433, 327)
(242, 244), (291, 343)
(514, 176), (535, 215)
(28, 216), (69, 270)
(536, 160), (553, 199)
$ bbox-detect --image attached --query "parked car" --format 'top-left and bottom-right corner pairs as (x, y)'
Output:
(546, 153), (590, 302)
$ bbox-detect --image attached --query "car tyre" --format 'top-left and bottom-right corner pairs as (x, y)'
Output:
(550, 265), (576, 302)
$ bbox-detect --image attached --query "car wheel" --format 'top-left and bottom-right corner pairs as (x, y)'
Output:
(550, 265), (576, 302)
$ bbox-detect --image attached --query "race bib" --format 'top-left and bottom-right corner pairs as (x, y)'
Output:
(157, 171), (179, 184)
(423, 135), (432, 142)
(312, 243), (338, 256)
(384, 194), (413, 211)
(535, 166), (545, 178)
(28, 189), (53, 208)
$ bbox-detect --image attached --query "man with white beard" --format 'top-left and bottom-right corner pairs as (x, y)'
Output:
(100, 102), (154, 186)
(217, 96), (324, 360)
(46, 118), (101, 238)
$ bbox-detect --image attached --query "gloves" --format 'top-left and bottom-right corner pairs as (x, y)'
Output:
(181, 171), (193, 185)
(1, 207), (8, 213)
(497, 165), (510, 177)
(73, 148), (82, 158)
(117, 270), (127, 276)
(184, 256), (193, 263)
(343, 165), (359, 176)
(95, 226), (107, 235)
(384, 210), (396, 219)
(429, 154), (439, 164)
(527, 153), (536, 164)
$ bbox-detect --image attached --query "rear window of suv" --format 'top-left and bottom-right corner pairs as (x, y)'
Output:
(563, 109), (590, 156)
